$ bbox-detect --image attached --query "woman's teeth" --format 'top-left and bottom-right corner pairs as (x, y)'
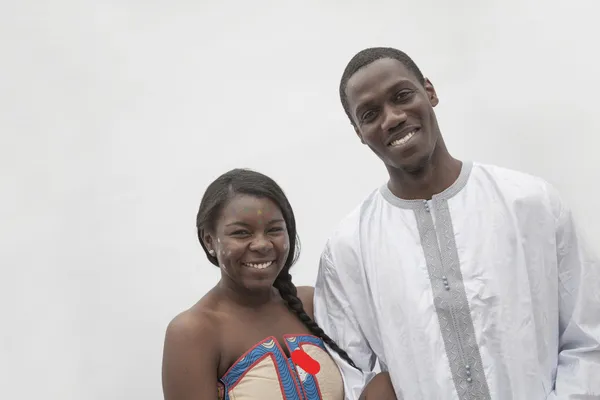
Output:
(243, 261), (273, 270)
(388, 130), (416, 147)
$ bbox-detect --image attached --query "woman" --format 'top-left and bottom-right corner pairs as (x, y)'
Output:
(161, 168), (395, 399)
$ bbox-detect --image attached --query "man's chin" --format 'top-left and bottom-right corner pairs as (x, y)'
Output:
(386, 154), (430, 175)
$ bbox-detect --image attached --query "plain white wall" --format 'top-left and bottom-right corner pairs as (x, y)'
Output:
(1, 0), (599, 399)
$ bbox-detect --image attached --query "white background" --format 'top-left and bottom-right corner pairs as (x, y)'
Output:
(1, 1), (599, 399)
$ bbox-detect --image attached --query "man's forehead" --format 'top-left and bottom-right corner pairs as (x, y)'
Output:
(346, 58), (416, 101)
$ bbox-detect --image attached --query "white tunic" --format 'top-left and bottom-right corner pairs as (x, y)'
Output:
(313, 161), (600, 400)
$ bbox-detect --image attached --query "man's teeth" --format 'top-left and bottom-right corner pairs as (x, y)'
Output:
(389, 131), (416, 147)
(243, 261), (273, 270)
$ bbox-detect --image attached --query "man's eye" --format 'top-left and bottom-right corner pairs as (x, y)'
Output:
(394, 90), (413, 102)
(361, 110), (377, 122)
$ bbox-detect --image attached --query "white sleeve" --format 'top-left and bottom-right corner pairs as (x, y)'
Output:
(547, 189), (600, 399)
(313, 245), (378, 400)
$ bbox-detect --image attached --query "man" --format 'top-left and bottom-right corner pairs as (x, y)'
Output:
(313, 47), (600, 399)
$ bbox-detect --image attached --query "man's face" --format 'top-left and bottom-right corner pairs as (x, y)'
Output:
(345, 58), (440, 172)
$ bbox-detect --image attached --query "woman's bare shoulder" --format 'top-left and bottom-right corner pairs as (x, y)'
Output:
(296, 286), (315, 320)
(162, 295), (224, 399)
(165, 291), (225, 344)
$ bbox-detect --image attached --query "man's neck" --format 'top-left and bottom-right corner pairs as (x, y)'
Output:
(387, 154), (462, 201)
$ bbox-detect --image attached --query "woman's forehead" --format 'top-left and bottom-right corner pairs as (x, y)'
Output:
(219, 194), (283, 222)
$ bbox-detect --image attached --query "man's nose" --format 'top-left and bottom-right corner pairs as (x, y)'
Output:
(381, 105), (408, 132)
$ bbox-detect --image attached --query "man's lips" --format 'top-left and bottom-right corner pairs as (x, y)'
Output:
(387, 127), (420, 147)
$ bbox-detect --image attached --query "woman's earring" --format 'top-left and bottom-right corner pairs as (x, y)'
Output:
(209, 249), (215, 256)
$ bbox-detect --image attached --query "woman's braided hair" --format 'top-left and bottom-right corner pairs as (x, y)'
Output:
(196, 168), (359, 370)
(273, 271), (358, 369)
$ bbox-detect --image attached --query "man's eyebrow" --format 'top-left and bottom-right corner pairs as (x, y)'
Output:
(353, 79), (414, 117)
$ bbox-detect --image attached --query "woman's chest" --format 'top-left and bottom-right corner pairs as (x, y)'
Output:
(217, 334), (344, 400)
(219, 309), (310, 374)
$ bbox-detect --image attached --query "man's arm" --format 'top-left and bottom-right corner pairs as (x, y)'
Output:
(548, 188), (600, 399)
(301, 284), (397, 399)
(313, 244), (381, 400)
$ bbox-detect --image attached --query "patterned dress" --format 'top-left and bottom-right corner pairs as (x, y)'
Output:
(217, 334), (344, 399)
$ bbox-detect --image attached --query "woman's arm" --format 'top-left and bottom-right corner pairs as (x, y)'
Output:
(162, 311), (221, 400)
(359, 372), (397, 399)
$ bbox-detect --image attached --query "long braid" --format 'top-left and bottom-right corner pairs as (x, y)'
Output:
(273, 271), (360, 370)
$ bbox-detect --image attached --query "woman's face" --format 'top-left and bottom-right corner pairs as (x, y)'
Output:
(204, 194), (290, 291)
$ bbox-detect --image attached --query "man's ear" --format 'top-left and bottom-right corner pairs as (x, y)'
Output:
(423, 78), (439, 107)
